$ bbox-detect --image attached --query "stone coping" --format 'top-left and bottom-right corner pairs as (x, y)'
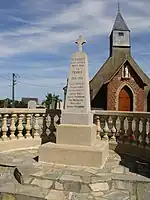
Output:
(0, 108), (45, 114)
(0, 139), (40, 154)
(94, 110), (150, 116)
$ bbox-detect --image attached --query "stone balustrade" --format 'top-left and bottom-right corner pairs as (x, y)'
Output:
(1, 108), (150, 160)
(94, 110), (150, 160)
(0, 108), (46, 151)
(0, 108), (63, 151)
(0, 108), (45, 140)
(0, 108), (150, 147)
(94, 110), (150, 144)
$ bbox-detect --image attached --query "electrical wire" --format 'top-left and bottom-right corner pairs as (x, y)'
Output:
(0, 74), (63, 88)
(0, 75), (11, 80)
(17, 80), (52, 88)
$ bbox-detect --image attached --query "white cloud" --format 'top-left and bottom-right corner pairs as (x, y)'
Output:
(0, 0), (149, 100)
(1, 0), (150, 57)
(0, 0), (148, 58)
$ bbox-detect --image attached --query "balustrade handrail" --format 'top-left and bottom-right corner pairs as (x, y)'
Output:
(94, 110), (150, 118)
(0, 108), (46, 114)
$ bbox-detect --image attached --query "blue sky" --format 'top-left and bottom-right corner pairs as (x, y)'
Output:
(0, 0), (150, 102)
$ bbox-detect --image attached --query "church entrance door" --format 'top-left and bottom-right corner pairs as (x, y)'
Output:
(118, 86), (133, 111)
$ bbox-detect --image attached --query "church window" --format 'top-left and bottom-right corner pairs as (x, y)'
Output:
(118, 32), (124, 36)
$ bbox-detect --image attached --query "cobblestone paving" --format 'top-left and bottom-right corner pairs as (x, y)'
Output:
(0, 148), (150, 199)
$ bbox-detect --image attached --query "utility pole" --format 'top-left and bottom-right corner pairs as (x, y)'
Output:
(12, 73), (17, 108)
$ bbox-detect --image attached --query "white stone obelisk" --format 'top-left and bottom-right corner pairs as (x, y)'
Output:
(62, 35), (93, 125)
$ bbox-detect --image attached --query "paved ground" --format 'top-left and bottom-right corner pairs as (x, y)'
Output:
(0, 147), (150, 199)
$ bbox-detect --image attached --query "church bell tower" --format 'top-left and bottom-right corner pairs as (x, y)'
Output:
(110, 7), (130, 56)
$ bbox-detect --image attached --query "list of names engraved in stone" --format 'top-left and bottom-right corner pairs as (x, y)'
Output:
(66, 56), (86, 110)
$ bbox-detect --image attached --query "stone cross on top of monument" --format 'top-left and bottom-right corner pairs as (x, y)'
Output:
(75, 35), (86, 52)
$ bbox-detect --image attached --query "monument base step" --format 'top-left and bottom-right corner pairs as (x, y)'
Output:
(61, 112), (94, 125)
(39, 140), (109, 168)
(56, 124), (96, 146)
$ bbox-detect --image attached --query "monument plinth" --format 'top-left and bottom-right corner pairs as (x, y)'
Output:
(39, 35), (109, 167)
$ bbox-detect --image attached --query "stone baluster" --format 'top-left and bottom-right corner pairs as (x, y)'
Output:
(111, 116), (117, 141)
(141, 117), (147, 147)
(38, 113), (44, 134)
(60, 101), (63, 110)
(40, 113), (47, 140)
(25, 114), (31, 138)
(147, 118), (150, 148)
(133, 118), (140, 146)
(118, 116), (125, 143)
(49, 114), (55, 134)
(56, 101), (60, 109)
(1, 114), (8, 140)
(57, 113), (61, 125)
(10, 114), (17, 139)
(126, 117), (133, 144)
(103, 116), (109, 140)
(17, 114), (24, 138)
(33, 114), (40, 138)
(0, 114), (2, 139)
(96, 116), (101, 139)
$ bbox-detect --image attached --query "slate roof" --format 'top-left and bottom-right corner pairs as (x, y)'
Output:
(112, 11), (130, 31)
(90, 52), (150, 100)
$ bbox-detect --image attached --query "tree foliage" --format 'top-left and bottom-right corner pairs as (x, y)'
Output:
(42, 93), (62, 109)
(0, 98), (27, 108)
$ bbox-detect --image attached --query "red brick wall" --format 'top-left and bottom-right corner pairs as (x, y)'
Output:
(107, 65), (145, 111)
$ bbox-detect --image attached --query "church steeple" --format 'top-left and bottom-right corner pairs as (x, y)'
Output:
(112, 11), (129, 31)
(110, 6), (130, 57)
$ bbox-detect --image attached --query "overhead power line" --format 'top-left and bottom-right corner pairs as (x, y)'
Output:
(17, 80), (52, 88)
(1, 85), (11, 88)
(0, 75), (53, 88)
(0, 75), (11, 81)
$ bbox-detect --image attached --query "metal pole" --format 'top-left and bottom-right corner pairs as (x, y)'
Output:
(12, 73), (17, 108)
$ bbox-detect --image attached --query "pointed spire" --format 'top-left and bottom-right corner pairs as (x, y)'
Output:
(112, 2), (130, 31)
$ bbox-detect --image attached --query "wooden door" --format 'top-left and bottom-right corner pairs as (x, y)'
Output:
(118, 88), (131, 111)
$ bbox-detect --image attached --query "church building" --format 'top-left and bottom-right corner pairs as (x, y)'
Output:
(90, 10), (150, 112)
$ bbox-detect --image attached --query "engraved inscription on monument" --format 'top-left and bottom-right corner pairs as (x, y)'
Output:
(65, 35), (91, 113)
(66, 56), (85, 110)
